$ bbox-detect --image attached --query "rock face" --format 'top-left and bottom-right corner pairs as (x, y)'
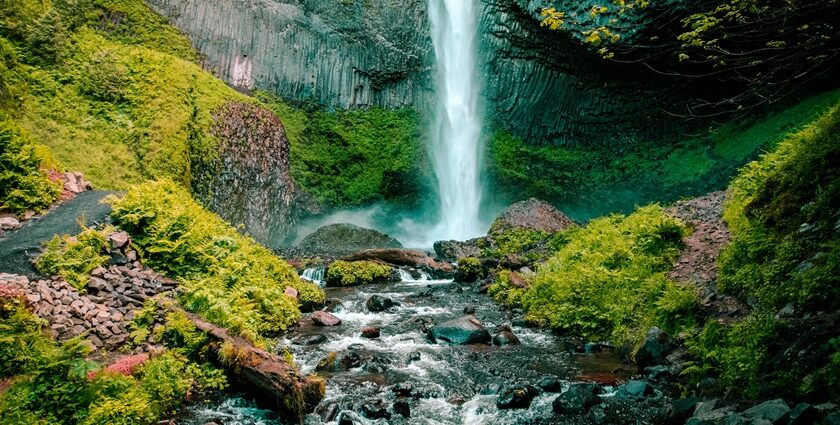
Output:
(489, 198), (576, 236)
(146, 0), (692, 146)
(427, 315), (491, 345)
(192, 101), (309, 247)
(299, 223), (403, 253)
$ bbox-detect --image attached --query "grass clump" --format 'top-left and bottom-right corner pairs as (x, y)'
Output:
(35, 226), (112, 291)
(684, 103), (840, 401)
(259, 94), (428, 208)
(0, 113), (61, 215)
(508, 205), (697, 348)
(107, 180), (324, 345)
(325, 260), (394, 287)
(0, 296), (222, 424)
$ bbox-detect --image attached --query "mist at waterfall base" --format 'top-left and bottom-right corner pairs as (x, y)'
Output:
(294, 0), (487, 248)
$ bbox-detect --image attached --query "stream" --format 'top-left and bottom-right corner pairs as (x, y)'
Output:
(177, 268), (671, 425)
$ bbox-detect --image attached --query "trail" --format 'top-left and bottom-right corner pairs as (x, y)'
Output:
(0, 190), (113, 276)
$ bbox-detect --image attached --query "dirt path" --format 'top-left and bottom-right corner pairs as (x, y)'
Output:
(0, 190), (114, 277)
(666, 191), (749, 320)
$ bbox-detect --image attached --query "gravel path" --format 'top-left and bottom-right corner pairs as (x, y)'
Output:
(0, 190), (114, 277)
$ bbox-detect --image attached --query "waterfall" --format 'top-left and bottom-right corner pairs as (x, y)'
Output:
(300, 267), (325, 286)
(428, 0), (484, 242)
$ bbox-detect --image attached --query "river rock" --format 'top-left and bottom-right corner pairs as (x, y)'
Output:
(366, 295), (395, 312)
(433, 239), (481, 262)
(496, 385), (539, 410)
(742, 399), (790, 424)
(0, 216), (21, 231)
(341, 249), (454, 277)
(393, 400), (410, 418)
(108, 231), (130, 250)
(312, 311), (342, 326)
(299, 223), (403, 252)
(635, 327), (674, 366)
(553, 383), (601, 414)
(427, 315), (491, 345)
(788, 403), (819, 425)
(492, 330), (520, 346)
(537, 377), (563, 393)
(489, 198), (576, 236)
(293, 334), (328, 346)
(316, 351), (361, 372)
(615, 380), (654, 399)
(360, 399), (390, 420)
(361, 326), (380, 338)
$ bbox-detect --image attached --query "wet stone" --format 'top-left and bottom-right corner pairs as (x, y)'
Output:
(496, 385), (539, 410)
(553, 383), (601, 414)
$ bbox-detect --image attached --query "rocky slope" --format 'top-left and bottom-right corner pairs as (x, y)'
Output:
(146, 0), (689, 145)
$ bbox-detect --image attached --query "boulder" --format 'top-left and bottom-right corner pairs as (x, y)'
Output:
(284, 286), (299, 299)
(788, 403), (819, 425)
(742, 399), (790, 424)
(312, 311), (342, 326)
(635, 327), (674, 366)
(366, 295), (396, 312)
(433, 239), (481, 262)
(108, 231), (130, 250)
(615, 380), (654, 398)
(427, 315), (491, 345)
(361, 326), (380, 338)
(0, 216), (21, 231)
(292, 334), (328, 346)
(361, 399), (390, 420)
(299, 223), (403, 252)
(496, 385), (539, 410)
(536, 377), (563, 393)
(553, 383), (601, 414)
(492, 330), (521, 346)
(341, 249), (454, 276)
(393, 400), (410, 418)
(316, 351), (361, 372)
(489, 198), (576, 236)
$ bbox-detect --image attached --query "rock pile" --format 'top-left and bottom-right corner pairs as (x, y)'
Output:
(0, 263), (176, 350)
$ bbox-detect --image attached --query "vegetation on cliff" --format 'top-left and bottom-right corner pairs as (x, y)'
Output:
(489, 89), (840, 217)
(107, 180), (324, 346)
(260, 94), (429, 209)
(684, 103), (840, 401)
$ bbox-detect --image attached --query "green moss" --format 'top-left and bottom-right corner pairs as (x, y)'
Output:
(35, 226), (112, 291)
(259, 94), (428, 208)
(0, 112), (62, 215)
(108, 180), (324, 346)
(455, 257), (485, 282)
(488, 89), (840, 217)
(325, 260), (394, 287)
(508, 205), (696, 348)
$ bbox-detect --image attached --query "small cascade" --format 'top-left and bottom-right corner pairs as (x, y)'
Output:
(300, 267), (325, 286)
(397, 268), (432, 282)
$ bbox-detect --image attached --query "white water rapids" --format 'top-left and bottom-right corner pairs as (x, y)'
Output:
(427, 0), (484, 242)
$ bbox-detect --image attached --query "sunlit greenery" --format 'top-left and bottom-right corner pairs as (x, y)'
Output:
(325, 260), (394, 287)
(0, 113), (61, 215)
(108, 180), (324, 346)
(35, 226), (113, 291)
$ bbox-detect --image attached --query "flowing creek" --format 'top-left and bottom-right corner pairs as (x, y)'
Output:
(178, 269), (663, 425)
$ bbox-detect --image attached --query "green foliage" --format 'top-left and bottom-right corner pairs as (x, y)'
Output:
(488, 270), (528, 307)
(455, 257), (485, 282)
(325, 260), (394, 287)
(0, 113), (61, 215)
(108, 180), (324, 345)
(35, 226), (111, 291)
(259, 94), (428, 208)
(0, 302), (224, 424)
(686, 103), (840, 400)
(508, 205), (696, 348)
(488, 90), (840, 217)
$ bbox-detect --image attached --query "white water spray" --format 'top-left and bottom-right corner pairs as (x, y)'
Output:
(428, 0), (484, 242)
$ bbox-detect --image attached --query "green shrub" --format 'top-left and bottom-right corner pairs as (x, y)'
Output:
(108, 180), (324, 345)
(0, 114), (61, 215)
(81, 385), (155, 425)
(455, 257), (484, 282)
(35, 227), (111, 291)
(488, 270), (528, 307)
(325, 260), (394, 287)
(687, 103), (840, 400)
(511, 205), (695, 348)
(0, 296), (54, 377)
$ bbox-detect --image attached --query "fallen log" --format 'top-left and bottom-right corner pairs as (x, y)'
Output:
(169, 305), (325, 416)
(341, 248), (454, 276)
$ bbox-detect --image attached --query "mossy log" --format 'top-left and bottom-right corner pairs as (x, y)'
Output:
(341, 248), (454, 275)
(171, 306), (325, 416)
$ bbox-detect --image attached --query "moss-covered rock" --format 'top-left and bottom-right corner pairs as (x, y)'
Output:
(454, 257), (485, 283)
(325, 260), (396, 287)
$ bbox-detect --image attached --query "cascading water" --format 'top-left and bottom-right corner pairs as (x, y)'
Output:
(428, 0), (484, 242)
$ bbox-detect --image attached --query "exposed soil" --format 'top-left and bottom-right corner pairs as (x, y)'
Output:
(666, 191), (750, 321)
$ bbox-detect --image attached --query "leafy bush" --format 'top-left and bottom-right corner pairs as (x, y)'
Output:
(325, 260), (394, 287)
(35, 227), (111, 290)
(509, 205), (696, 348)
(488, 270), (528, 307)
(686, 103), (840, 400)
(0, 293), (54, 377)
(455, 256), (484, 282)
(108, 180), (324, 345)
(0, 114), (61, 215)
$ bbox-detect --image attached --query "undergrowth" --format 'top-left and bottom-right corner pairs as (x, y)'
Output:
(35, 226), (112, 291)
(107, 180), (324, 346)
(493, 205), (697, 349)
(325, 260), (394, 287)
(0, 113), (61, 215)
